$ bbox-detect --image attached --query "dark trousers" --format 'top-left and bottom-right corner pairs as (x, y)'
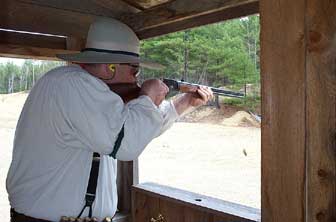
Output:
(10, 209), (52, 222)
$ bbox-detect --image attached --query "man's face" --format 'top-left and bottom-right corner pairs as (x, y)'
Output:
(109, 63), (140, 84)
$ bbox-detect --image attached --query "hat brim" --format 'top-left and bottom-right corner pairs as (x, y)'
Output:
(56, 51), (165, 70)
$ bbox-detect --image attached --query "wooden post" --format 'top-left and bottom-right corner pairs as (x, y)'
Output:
(261, 0), (336, 221)
(306, 1), (336, 221)
(117, 160), (138, 213)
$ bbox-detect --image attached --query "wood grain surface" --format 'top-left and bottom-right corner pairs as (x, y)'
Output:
(261, 0), (336, 221)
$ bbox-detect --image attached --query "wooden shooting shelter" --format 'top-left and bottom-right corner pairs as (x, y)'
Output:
(1, 0), (335, 221)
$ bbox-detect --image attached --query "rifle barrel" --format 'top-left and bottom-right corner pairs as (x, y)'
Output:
(210, 87), (245, 98)
(163, 78), (245, 98)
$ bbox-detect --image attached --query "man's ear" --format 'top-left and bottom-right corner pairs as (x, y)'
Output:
(100, 64), (116, 81)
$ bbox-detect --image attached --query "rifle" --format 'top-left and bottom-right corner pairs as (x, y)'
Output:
(162, 78), (245, 98)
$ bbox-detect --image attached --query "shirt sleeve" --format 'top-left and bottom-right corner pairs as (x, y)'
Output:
(55, 71), (164, 160)
(116, 99), (180, 160)
(157, 100), (179, 135)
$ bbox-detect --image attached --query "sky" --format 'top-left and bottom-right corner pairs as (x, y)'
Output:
(0, 57), (25, 66)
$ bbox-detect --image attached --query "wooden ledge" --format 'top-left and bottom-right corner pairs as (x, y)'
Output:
(112, 212), (130, 222)
(132, 182), (260, 222)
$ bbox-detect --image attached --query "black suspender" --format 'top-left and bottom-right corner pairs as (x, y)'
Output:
(77, 152), (100, 218)
(77, 125), (125, 218)
(110, 125), (124, 159)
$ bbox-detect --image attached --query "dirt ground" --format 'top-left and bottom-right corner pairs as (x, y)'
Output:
(0, 92), (260, 221)
(0, 92), (28, 221)
(139, 122), (261, 209)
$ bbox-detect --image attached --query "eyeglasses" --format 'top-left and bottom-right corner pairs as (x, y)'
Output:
(120, 63), (140, 77)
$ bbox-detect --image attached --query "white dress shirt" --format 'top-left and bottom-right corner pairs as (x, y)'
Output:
(6, 65), (179, 221)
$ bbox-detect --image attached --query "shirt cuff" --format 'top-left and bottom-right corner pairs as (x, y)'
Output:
(127, 95), (158, 110)
(157, 100), (179, 135)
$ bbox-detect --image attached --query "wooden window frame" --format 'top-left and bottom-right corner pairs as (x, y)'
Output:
(121, 1), (336, 221)
(2, 0), (335, 221)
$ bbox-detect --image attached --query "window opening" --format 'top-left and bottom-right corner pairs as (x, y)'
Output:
(139, 15), (261, 209)
(0, 58), (64, 221)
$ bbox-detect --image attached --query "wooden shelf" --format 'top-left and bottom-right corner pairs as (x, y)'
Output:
(132, 182), (261, 222)
(112, 212), (130, 222)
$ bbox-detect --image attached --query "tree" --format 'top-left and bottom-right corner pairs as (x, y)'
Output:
(140, 15), (260, 93)
(0, 60), (64, 94)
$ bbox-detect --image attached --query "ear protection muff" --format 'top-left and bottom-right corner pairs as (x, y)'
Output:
(108, 64), (115, 73)
(99, 64), (116, 81)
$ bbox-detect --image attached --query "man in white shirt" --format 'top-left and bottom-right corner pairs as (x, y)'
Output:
(6, 18), (213, 222)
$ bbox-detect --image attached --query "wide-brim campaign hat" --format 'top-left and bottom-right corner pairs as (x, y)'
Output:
(57, 18), (164, 70)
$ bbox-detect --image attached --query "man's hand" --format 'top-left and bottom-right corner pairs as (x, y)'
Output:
(188, 85), (214, 107)
(173, 86), (214, 115)
(140, 79), (169, 106)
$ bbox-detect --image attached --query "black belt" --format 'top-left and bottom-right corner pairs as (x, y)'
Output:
(10, 208), (52, 222)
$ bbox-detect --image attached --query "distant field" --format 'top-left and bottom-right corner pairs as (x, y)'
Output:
(0, 93), (27, 221)
(140, 122), (260, 208)
(0, 92), (260, 220)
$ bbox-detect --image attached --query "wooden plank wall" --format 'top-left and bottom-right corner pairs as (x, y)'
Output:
(261, 0), (336, 221)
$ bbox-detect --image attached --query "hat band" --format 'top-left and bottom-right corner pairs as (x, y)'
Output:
(81, 48), (139, 57)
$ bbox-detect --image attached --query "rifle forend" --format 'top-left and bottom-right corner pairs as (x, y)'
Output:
(162, 78), (245, 98)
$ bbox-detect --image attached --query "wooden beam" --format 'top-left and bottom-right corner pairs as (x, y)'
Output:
(306, 0), (336, 221)
(0, 43), (77, 60)
(0, 0), (94, 38)
(0, 30), (86, 60)
(18, 0), (139, 17)
(261, 0), (336, 221)
(119, 0), (146, 11)
(122, 0), (258, 32)
(124, 0), (172, 9)
(261, 0), (306, 220)
(1, 0), (258, 41)
(135, 1), (258, 39)
(0, 30), (66, 49)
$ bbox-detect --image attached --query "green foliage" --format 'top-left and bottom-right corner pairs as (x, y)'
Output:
(140, 15), (260, 108)
(140, 15), (260, 91)
(0, 60), (64, 94)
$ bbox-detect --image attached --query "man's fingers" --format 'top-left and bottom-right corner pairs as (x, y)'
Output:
(197, 86), (213, 101)
(200, 87), (210, 100)
(203, 86), (214, 100)
(196, 89), (208, 104)
(206, 87), (214, 99)
(140, 78), (169, 106)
